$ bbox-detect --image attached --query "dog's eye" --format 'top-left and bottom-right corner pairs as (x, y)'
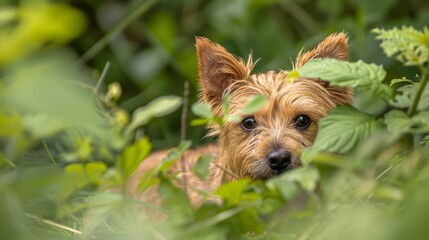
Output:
(295, 115), (311, 130)
(240, 117), (257, 131)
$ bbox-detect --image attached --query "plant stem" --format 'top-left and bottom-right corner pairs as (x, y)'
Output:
(79, 0), (156, 63)
(180, 81), (190, 194)
(42, 139), (56, 166)
(408, 64), (429, 117)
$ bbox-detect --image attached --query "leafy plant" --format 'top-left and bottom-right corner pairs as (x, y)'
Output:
(1, 0), (429, 239)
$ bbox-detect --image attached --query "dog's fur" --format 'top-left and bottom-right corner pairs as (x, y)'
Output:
(129, 33), (353, 207)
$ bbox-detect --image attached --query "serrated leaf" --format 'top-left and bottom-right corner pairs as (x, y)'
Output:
(192, 102), (212, 118)
(390, 83), (429, 110)
(297, 58), (386, 93)
(373, 26), (429, 66)
(192, 154), (213, 180)
(310, 106), (383, 154)
(384, 110), (429, 134)
(116, 136), (152, 177)
(125, 95), (182, 135)
(242, 95), (267, 114)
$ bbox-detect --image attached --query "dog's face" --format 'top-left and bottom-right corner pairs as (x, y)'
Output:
(196, 34), (353, 180)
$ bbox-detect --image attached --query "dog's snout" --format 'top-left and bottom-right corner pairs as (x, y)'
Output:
(267, 150), (291, 172)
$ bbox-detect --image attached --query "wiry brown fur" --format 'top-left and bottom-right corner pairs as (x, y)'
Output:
(130, 33), (353, 207)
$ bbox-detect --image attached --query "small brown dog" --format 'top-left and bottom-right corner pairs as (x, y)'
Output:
(130, 33), (352, 207)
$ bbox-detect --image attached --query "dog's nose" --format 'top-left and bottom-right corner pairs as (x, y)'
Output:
(267, 150), (291, 172)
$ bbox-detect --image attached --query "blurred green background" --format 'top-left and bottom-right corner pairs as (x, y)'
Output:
(1, 1), (429, 239)
(3, 0), (428, 150)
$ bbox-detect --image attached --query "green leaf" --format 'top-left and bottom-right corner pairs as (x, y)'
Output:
(137, 141), (191, 191)
(190, 118), (210, 126)
(192, 154), (214, 180)
(373, 185), (404, 201)
(390, 83), (429, 111)
(390, 77), (415, 87)
(268, 179), (300, 201)
(242, 95), (267, 114)
(187, 206), (245, 234)
(85, 162), (107, 185)
(116, 136), (152, 177)
(373, 26), (429, 66)
(286, 69), (300, 83)
(192, 102), (212, 118)
(297, 58), (386, 93)
(270, 166), (320, 193)
(309, 106), (383, 155)
(215, 178), (251, 207)
(384, 110), (429, 134)
(158, 175), (192, 225)
(125, 95), (182, 135)
(156, 140), (192, 173)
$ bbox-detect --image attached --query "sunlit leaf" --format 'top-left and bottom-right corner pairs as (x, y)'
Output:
(373, 26), (429, 66)
(85, 162), (107, 185)
(0, 3), (86, 65)
(117, 136), (152, 178)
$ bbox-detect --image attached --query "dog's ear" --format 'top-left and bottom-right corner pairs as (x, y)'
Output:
(295, 32), (353, 105)
(196, 37), (253, 107)
(295, 32), (349, 68)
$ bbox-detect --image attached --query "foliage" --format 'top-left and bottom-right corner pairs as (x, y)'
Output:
(1, 0), (429, 240)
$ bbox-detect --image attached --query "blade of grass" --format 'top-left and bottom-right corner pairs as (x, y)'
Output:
(26, 213), (82, 235)
(94, 61), (111, 96)
(42, 138), (56, 166)
(79, 0), (156, 63)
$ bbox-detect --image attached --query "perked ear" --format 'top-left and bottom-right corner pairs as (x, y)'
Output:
(295, 32), (349, 68)
(295, 32), (353, 105)
(196, 37), (253, 107)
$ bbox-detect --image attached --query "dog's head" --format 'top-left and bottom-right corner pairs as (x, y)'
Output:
(196, 33), (353, 180)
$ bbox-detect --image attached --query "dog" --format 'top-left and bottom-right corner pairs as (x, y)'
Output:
(129, 33), (353, 207)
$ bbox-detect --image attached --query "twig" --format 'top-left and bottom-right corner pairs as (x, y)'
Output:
(26, 213), (82, 235)
(213, 162), (240, 180)
(180, 80), (190, 193)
